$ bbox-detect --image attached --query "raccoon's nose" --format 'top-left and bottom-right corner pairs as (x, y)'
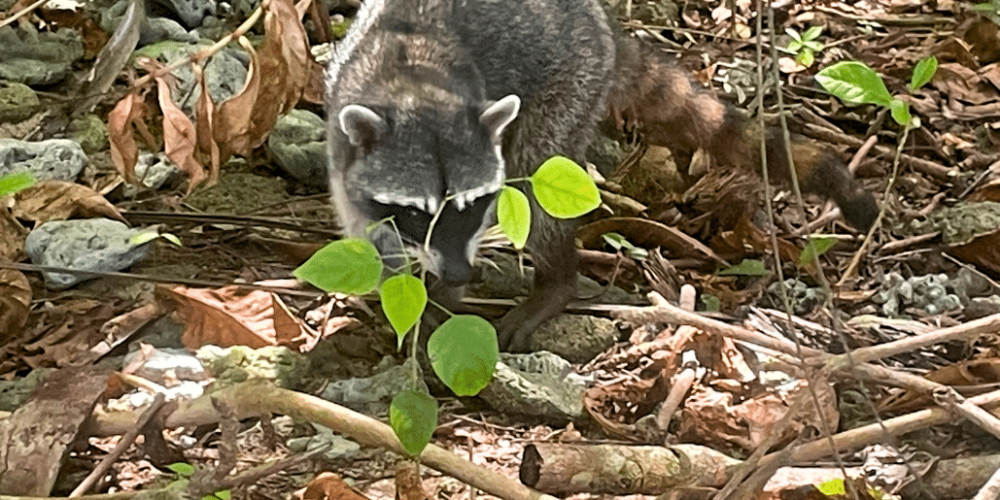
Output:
(440, 258), (473, 287)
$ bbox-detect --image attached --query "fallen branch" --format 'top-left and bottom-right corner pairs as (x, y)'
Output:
(90, 380), (557, 500)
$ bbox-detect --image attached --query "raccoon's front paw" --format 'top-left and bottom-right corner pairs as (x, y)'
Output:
(496, 294), (572, 352)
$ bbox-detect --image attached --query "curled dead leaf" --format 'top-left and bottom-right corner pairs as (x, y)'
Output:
(0, 269), (31, 345)
(107, 91), (146, 184)
(13, 181), (126, 225)
(160, 284), (314, 351)
(151, 65), (207, 195)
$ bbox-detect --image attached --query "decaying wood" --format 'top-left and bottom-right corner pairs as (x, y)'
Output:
(519, 443), (737, 496)
(0, 366), (112, 496)
(90, 380), (559, 500)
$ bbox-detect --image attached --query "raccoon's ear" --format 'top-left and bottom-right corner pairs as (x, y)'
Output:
(480, 94), (520, 142)
(338, 105), (387, 148)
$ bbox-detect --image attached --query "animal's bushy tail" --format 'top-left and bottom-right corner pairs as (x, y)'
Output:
(605, 39), (878, 231)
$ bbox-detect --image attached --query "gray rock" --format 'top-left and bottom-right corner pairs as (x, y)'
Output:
(479, 352), (589, 423)
(767, 279), (827, 315)
(143, 17), (199, 45)
(268, 109), (328, 188)
(101, 0), (199, 46)
(0, 138), (88, 181)
(161, 45), (248, 115)
(24, 219), (153, 289)
(0, 368), (53, 412)
(875, 272), (963, 317)
(967, 296), (1000, 320)
(528, 314), (618, 364)
(0, 81), (39, 123)
(126, 381), (204, 407)
(287, 424), (361, 461)
(123, 347), (208, 384)
(155, 0), (217, 28)
(196, 345), (310, 389)
(0, 25), (83, 86)
(320, 358), (427, 416)
(123, 153), (182, 196)
(68, 114), (108, 154)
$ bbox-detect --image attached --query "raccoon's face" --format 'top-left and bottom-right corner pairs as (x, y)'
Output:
(332, 95), (520, 286)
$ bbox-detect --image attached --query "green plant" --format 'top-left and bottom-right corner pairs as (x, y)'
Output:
(815, 55), (938, 129)
(130, 230), (183, 247)
(798, 236), (838, 267)
(785, 26), (824, 68)
(973, 0), (1000, 25)
(294, 155), (601, 455)
(602, 232), (648, 260)
(0, 171), (36, 198)
(719, 258), (770, 277)
(164, 463), (231, 500)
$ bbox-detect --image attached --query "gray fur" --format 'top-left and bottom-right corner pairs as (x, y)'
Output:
(326, 0), (618, 350)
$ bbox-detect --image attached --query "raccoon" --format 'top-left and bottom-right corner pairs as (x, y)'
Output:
(325, 0), (878, 352)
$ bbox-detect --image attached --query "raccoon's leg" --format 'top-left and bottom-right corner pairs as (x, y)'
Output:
(496, 193), (579, 352)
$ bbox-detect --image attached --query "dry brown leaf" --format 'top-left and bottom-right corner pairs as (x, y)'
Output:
(395, 462), (429, 500)
(880, 358), (1000, 413)
(214, 36), (262, 160)
(12, 181), (125, 225)
(193, 63), (221, 184)
(22, 300), (119, 368)
(301, 53), (327, 104)
(948, 228), (1000, 275)
(147, 59), (208, 195)
(160, 284), (313, 351)
(302, 472), (371, 500)
(934, 62), (999, 105)
(0, 208), (29, 262)
(241, 0), (310, 150)
(0, 269), (31, 346)
(266, 0), (310, 114)
(107, 91), (145, 184)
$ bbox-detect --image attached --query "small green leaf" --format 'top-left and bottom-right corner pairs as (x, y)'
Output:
(972, 1), (999, 13)
(529, 156), (601, 219)
(796, 48), (815, 68)
(428, 315), (498, 396)
(0, 171), (36, 198)
(602, 232), (627, 250)
(909, 55), (938, 91)
(130, 231), (182, 247)
(798, 236), (839, 267)
(802, 25), (824, 41)
(390, 390), (438, 456)
(203, 491), (232, 500)
(294, 238), (383, 295)
(129, 231), (163, 247)
(804, 40), (824, 52)
(817, 478), (847, 495)
(785, 27), (802, 43)
(787, 40), (802, 52)
(497, 186), (531, 249)
(602, 233), (647, 259)
(889, 98), (912, 127)
(700, 294), (721, 312)
(718, 259), (770, 276)
(815, 61), (893, 107)
(166, 463), (196, 477)
(380, 274), (427, 344)
(160, 233), (183, 246)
